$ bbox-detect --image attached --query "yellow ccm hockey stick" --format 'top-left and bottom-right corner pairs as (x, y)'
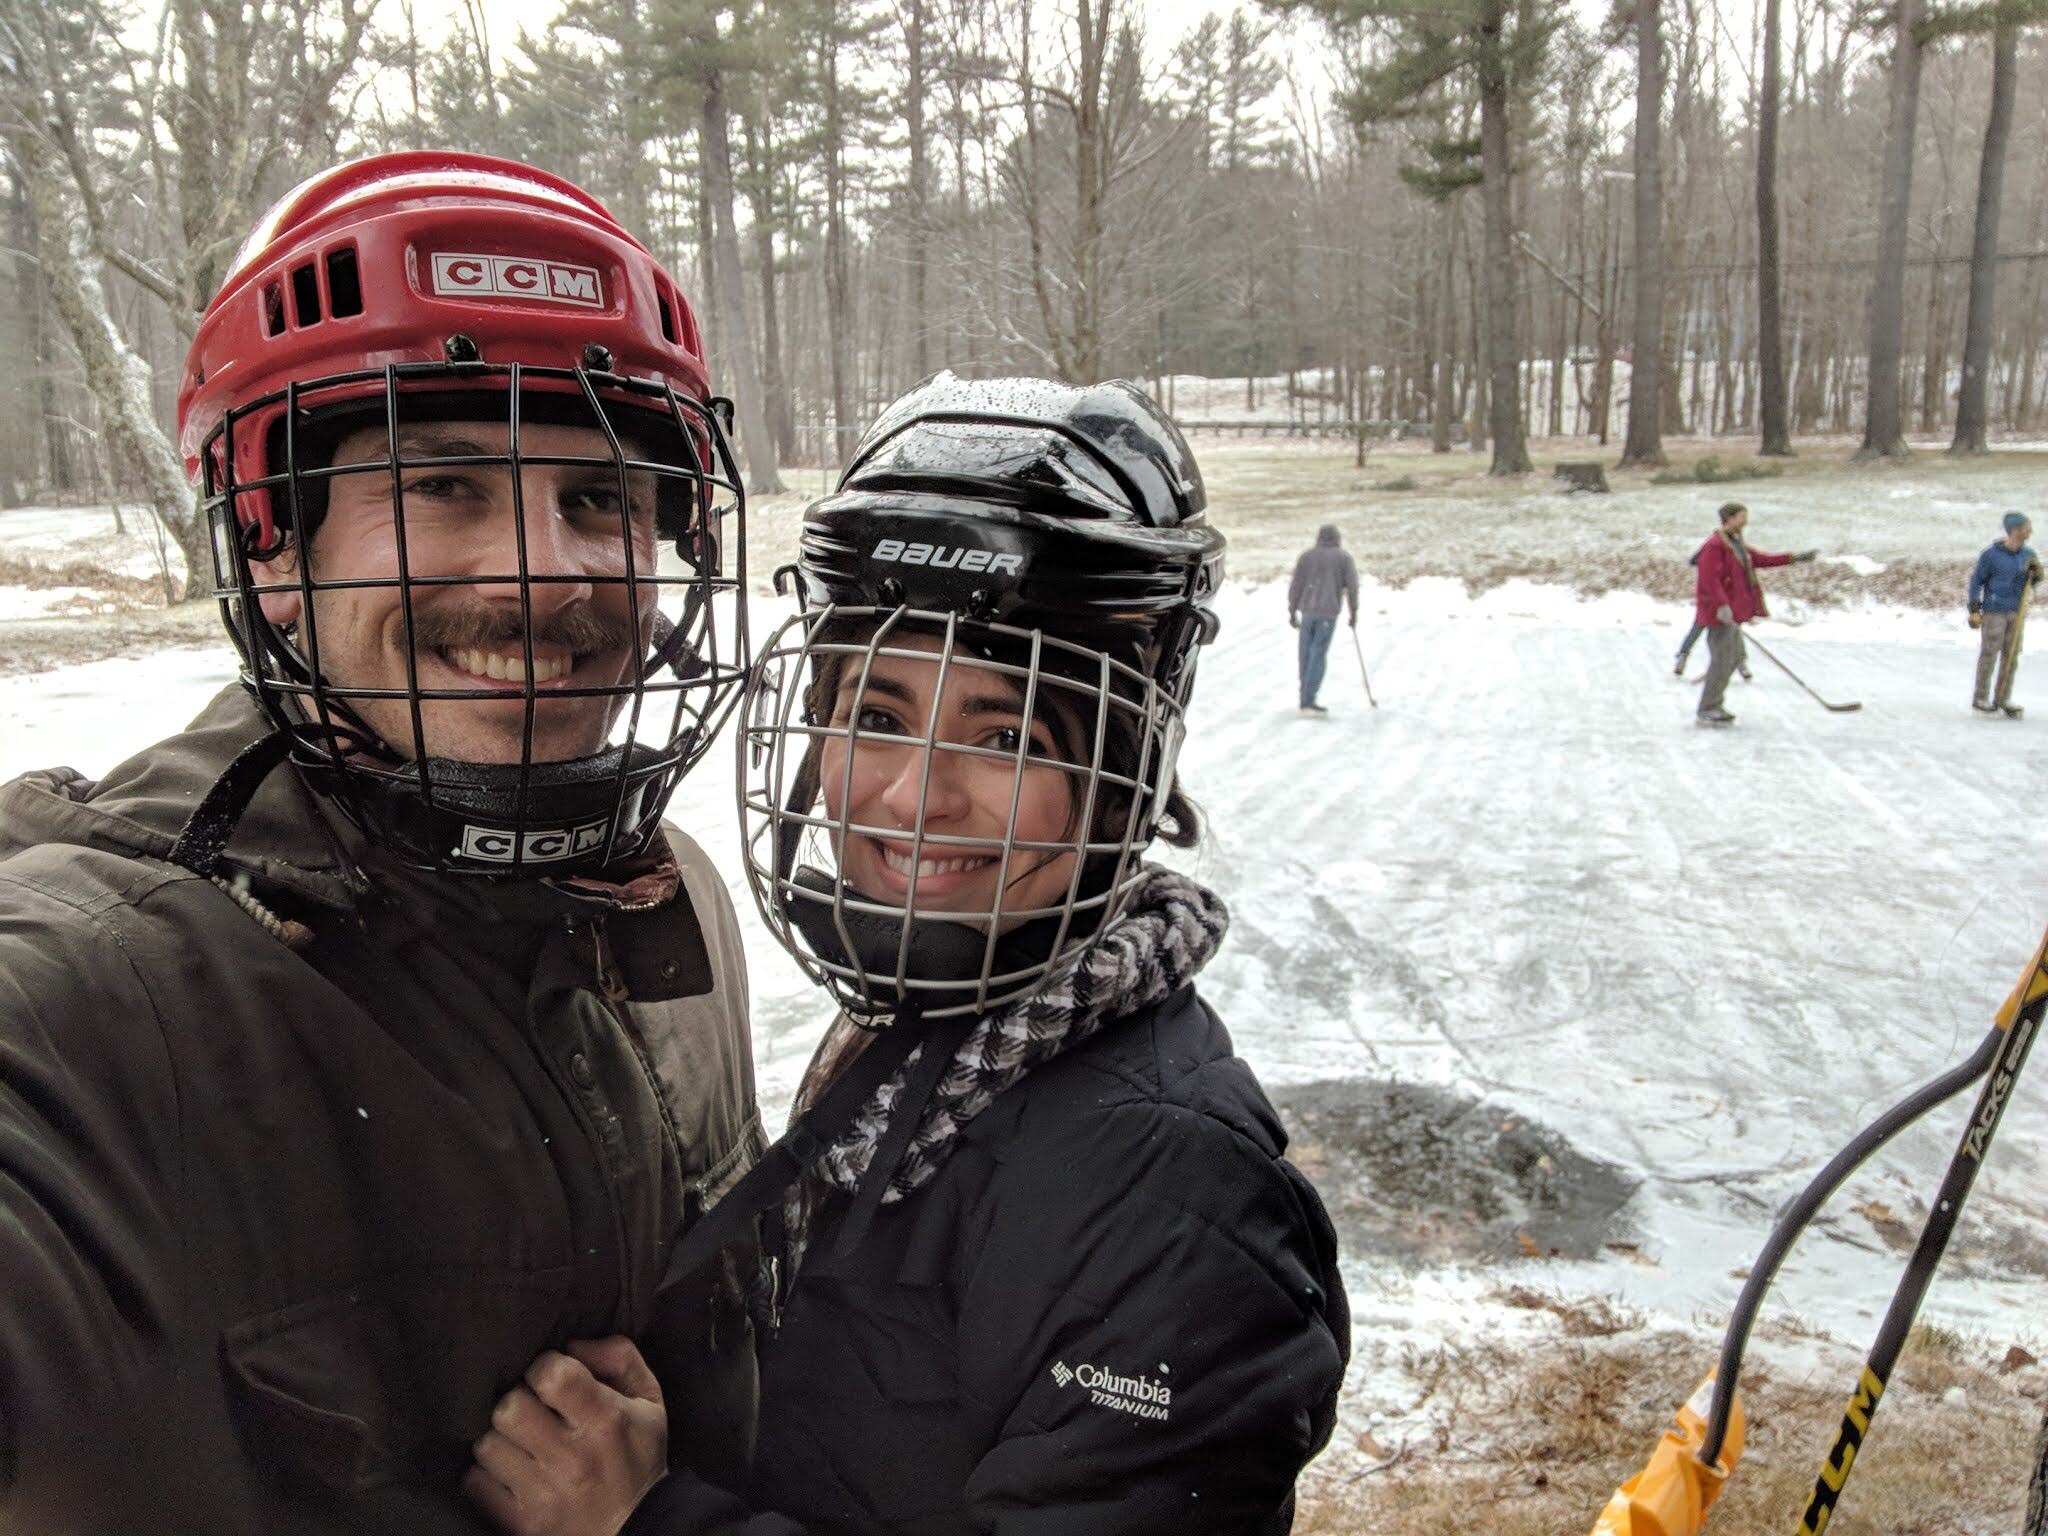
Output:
(1593, 923), (2048, 1536)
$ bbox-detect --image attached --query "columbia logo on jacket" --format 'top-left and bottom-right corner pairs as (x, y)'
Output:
(1049, 1360), (1173, 1421)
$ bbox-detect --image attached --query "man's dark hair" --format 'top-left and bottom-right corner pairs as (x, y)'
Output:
(1718, 501), (1747, 524)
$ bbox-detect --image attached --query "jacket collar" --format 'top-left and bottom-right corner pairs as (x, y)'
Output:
(0, 684), (684, 921)
(0, 685), (368, 911)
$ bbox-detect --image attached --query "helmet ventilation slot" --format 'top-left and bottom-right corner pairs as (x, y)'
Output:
(290, 262), (322, 327)
(656, 288), (678, 344)
(263, 281), (287, 337)
(325, 247), (363, 317)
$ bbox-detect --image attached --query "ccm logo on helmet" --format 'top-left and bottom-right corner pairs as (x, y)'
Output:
(458, 819), (611, 864)
(871, 538), (1024, 576)
(430, 252), (603, 309)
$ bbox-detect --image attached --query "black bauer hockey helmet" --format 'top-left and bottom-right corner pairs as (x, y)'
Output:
(790, 372), (1220, 687)
(739, 372), (1224, 1024)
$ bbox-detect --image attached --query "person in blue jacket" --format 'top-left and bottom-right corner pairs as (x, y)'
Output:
(1968, 511), (2043, 717)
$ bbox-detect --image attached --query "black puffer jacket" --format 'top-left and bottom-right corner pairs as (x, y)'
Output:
(627, 984), (1349, 1535)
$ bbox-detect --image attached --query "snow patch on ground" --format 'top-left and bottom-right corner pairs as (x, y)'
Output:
(0, 586), (120, 621)
(0, 503), (185, 589)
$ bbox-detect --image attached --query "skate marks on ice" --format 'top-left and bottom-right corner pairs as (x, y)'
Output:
(1274, 1077), (1640, 1265)
(1221, 883), (1497, 1083)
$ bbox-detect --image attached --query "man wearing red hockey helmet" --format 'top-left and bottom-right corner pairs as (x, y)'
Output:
(0, 153), (764, 1531)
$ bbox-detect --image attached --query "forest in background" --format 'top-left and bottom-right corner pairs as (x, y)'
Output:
(7, 0), (2048, 593)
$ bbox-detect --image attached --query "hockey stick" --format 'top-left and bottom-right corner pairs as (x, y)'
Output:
(1591, 923), (2048, 1536)
(1350, 627), (1377, 709)
(1781, 925), (2046, 1534)
(1744, 632), (1862, 712)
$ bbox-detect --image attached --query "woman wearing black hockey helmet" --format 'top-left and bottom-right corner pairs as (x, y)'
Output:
(743, 369), (1229, 1021)
(470, 373), (1349, 1536)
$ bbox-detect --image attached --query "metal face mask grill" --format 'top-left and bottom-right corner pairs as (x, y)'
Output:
(203, 359), (750, 877)
(738, 604), (1186, 1023)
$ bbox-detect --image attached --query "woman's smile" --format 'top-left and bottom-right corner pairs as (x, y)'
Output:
(865, 837), (1003, 898)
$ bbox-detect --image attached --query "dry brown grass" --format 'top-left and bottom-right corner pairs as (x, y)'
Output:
(0, 597), (222, 677)
(1296, 1314), (2042, 1536)
(0, 550), (177, 606)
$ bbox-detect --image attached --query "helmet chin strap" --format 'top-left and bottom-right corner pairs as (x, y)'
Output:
(782, 863), (1077, 1022)
(643, 592), (708, 681)
(165, 727), (301, 880)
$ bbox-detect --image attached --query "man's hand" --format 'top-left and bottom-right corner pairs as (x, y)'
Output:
(2029, 558), (2043, 585)
(464, 1338), (668, 1536)
(1288, 612), (1299, 630)
(1716, 604), (1735, 625)
(1347, 612), (1358, 629)
(1796, 549), (1819, 562)
(1970, 609), (1984, 630)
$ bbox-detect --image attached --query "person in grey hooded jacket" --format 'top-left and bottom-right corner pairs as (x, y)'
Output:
(1287, 524), (1359, 715)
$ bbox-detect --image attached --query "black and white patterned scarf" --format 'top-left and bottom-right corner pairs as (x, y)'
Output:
(794, 865), (1228, 1218)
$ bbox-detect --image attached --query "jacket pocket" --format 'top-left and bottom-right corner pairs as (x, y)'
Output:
(219, 1268), (572, 1497)
(219, 1287), (405, 1495)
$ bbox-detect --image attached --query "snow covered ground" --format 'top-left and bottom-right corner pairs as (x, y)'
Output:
(5, 448), (2048, 1521)
(0, 503), (184, 617)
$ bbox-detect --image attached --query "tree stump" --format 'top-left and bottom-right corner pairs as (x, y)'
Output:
(1553, 460), (1611, 494)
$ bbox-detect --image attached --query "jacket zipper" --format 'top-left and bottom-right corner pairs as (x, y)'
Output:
(591, 913), (630, 1004)
(765, 1252), (785, 1336)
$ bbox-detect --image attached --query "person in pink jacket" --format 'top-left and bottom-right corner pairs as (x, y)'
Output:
(1693, 501), (1815, 726)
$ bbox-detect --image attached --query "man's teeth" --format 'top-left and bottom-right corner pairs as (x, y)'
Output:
(445, 647), (571, 684)
(881, 846), (993, 878)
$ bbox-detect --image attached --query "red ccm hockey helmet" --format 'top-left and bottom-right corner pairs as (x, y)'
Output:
(177, 151), (749, 877)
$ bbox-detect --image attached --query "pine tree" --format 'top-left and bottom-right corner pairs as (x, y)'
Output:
(645, 0), (789, 492)
(1270, 0), (1560, 475)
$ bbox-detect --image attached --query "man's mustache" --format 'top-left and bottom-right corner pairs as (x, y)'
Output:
(404, 603), (638, 656)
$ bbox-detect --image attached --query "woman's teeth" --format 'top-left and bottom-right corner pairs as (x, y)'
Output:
(445, 647), (571, 684)
(881, 846), (993, 879)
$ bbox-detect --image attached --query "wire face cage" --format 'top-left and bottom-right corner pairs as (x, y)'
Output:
(738, 601), (1189, 1023)
(202, 357), (750, 878)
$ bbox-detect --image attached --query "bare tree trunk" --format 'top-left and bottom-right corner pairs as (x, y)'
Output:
(1757, 0), (1793, 454)
(1858, 0), (1925, 460)
(1918, 262), (1946, 433)
(1072, 0), (1111, 384)
(1620, 0), (1666, 466)
(1951, 19), (2017, 455)
(695, 171), (718, 363)
(18, 184), (80, 496)
(742, 110), (797, 463)
(904, 0), (932, 380)
(699, 68), (786, 494)
(17, 139), (199, 595)
(1478, 8), (1529, 476)
(1433, 204), (1456, 454)
(820, 15), (857, 462)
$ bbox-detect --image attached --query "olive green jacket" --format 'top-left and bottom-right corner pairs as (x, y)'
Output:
(0, 685), (764, 1533)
